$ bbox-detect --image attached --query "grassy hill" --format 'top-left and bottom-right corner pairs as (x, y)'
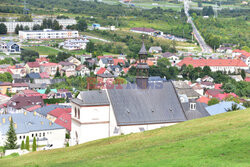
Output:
(1, 108), (250, 167)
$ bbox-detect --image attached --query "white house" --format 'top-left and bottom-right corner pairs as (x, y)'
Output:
(19, 29), (79, 40)
(70, 82), (210, 145)
(59, 39), (89, 51)
(0, 112), (66, 147)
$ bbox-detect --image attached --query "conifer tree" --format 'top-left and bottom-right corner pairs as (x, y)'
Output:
(32, 137), (36, 151)
(21, 140), (25, 150)
(25, 136), (30, 150)
(5, 119), (17, 149)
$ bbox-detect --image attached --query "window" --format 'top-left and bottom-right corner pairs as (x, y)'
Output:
(39, 133), (41, 137)
(75, 107), (77, 118)
(23, 136), (25, 139)
(36, 133), (37, 137)
(32, 134), (34, 137)
(190, 103), (196, 110)
(43, 132), (45, 137)
(139, 127), (145, 132)
(78, 109), (80, 119)
(19, 136), (22, 139)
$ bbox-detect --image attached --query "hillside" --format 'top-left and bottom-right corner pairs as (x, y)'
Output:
(1, 108), (250, 167)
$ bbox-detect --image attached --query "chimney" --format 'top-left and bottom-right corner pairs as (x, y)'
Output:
(14, 123), (17, 129)
(2, 118), (5, 124)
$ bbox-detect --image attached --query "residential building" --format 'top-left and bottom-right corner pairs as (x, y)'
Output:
(65, 56), (81, 66)
(0, 112), (66, 147)
(8, 65), (26, 78)
(25, 62), (40, 73)
(60, 39), (89, 51)
(40, 63), (61, 76)
(172, 81), (200, 99)
(177, 57), (248, 73)
(19, 29), (79, 40)
(76, 64), (90, 77)
(0, 82), (12, 95)
(162, 52), (180, 65)
(149, 46), (162, 54)
(6, 42), (21, 53)
(11, 83), (29, 93)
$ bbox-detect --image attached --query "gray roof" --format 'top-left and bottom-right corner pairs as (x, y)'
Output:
(173, 81), (200, 98)
(0, 112), (64, 135)
(71, 90), (110, 106)
(33, 78), (65, 85)
(182, 102), (210, 120)
(35, 104), (71, 117)
(139, 42), (147, 55)
(29, 83), (47, 89)
(107, 82), (187, 126)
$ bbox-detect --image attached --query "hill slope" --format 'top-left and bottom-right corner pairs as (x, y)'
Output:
(1, 109), (250, 167)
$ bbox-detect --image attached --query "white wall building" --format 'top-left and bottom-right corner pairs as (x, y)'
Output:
(19, 29), (79, 40)
(0, 112), (66, 147)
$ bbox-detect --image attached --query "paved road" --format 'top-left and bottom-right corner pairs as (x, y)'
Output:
(184, 0), (212, 53)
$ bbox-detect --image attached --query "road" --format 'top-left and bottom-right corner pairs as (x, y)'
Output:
(184, 0), (212, 53)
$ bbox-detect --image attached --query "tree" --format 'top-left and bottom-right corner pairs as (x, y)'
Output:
(157, 58), (171, 68)
(21, 50), (39, 62)
(54, 67), (61, 78)
(32, 137), (36, 151)
(86, 41), (95, 53)
(0, 23), (7, 34)
(5, 118), (17, 149)
(76, 19), (87, 31)
(208, 98), (220, 106)
(6, 89), (11, 97)
(25, 136), (30, 151)
(21, 140), (25, 150)
(226, 103), (240, 112)
(241, 70), (246, 80)
(15, 24), (20, 34)
(32, 24), (41, 30)
(24, 25), (30, 31)
(45, 88), (51, 94)
(52, 20), (61, 30)
(66, 142), (69, 147)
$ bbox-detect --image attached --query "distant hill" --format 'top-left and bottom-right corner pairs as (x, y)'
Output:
(1, 108), (250, 167)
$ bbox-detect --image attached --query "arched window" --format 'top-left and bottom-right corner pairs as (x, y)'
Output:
(78, 109), (80, 119)
(75, 107), (77, 118)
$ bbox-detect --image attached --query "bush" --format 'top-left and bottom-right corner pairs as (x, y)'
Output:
(43, 98), (66, 104)
(32, 137), (36, 152)
(208, 98), (220, 106)
(25, 136), (29, 151)
(66, 133), (70, 139)
(21, 140), (25, 150)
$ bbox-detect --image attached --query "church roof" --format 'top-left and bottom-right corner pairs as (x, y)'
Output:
(139, 42), (147, 55)
(107, 81), (187, 126)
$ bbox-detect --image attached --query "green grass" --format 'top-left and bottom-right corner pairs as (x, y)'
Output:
(23, 46), (60, 55)
(1, 108), (250, 167)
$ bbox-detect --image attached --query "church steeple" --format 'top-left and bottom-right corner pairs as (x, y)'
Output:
(136, 41), (149, 89)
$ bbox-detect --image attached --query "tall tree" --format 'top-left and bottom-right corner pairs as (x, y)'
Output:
(25, 136), (30, 151)
(76, 19), (87, 31)
(21, 140), (25, 150)
(5, 118), (17, 149)
(241, 70), (246, 80)
(15, 24), (20, 34)
(0, 23), (7, 34)
(32, 137), (37, 151)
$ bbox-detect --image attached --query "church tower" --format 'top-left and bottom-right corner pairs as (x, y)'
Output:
(136, 42), (149, 89)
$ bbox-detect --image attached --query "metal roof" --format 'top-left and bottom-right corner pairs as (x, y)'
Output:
(71, 90), (110, 106)
(35, 104), (71, 117)
(139, 42), (148, 55)
(107, 81), (187, 126)
(0, 112), (64, 135)
(182, 102), (210, 120)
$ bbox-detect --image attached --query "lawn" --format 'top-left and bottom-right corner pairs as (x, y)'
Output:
(22, 46), (60, 55)
(1, 108), (250, 167)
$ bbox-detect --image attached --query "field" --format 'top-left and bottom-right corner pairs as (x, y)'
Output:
(22, 46), (60, 55)
(1, 108), (249, 167)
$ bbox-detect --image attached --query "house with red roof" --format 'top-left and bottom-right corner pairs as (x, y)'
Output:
(130, 27), (156, 36)
(196, 96), (210, 104)
(25, 62), (40, 73)
(96, 67), (109, 75)
(18, 89), (47, 99)
(245, 77), (250, 82)
(205, 89), (223, 98)
(47, 108), (71, 131)
(177, 57), (248, 73)
(7, 65), (26, 78)
(215, 93), (238, 100)
(39, 72), (50, 78)
(113, 59), (125, 66)
(36, 57), (49, 64)
(40, 63), (61, 76)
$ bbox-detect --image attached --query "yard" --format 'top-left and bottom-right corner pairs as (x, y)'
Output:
(22, 46), (60, 55)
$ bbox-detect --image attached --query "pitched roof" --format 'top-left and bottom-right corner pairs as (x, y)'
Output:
(26, 62), (40, 68)
(40, 72), (50, 79)
(139, 42), (148, 55)
(55, 113), (71, 131)
(206, 89), (223, 97)
(0, 112), (64, 135)
(48, 108), (71, 118)
(35, 104), (71, 117)
(8, 96), (44, 109)
(182, 102), (210, 120)
(205, 101), (245, 116)
(97, 67), (107, 75)
(196, 96), (210, 104)
(12, 83), (29, 87)
(40, 63), (59, 67)
(113, 59), (125, 66)
(177, 57), (248, 67)
(59, 61), (75, 66)
(71, 90), (109, 106)
(107, 82), (187, 126)
(26, 73), (41, 79)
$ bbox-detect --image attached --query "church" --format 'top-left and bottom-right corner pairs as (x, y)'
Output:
(70, 43), (209, 145)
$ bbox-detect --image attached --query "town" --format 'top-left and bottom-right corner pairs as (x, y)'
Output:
(0, 0), (249, 166)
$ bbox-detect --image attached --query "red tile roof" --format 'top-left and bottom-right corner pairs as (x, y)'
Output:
(0, 82), (12, 86)
(215, 93), (238, 100)
(36, 57), (49, 63)
(196, 96), (210, 104)
(40, 63), (59, 67)
(113, 59), (125, 66)
(48, 108), (71, 118)
(26, 105), (42, 112)
(97, 67), (106, 75)
(206, 89), (223, 97)
(26, 62), (40, 68)
(177, 57), (248, 67)
(12, 83), (29, 87)
(214, 84), (222, 89)
(55, 113), (71, 131)
(40, 72), (50, 78)
(245, 77), (250, 82)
